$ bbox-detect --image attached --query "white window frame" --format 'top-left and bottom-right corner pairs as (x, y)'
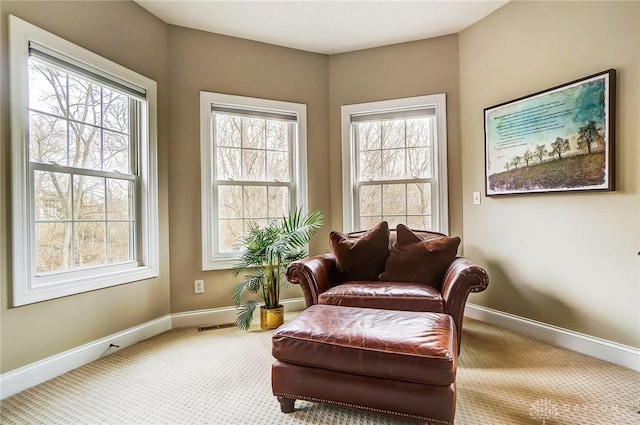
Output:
(9, 16), (159, 306)
(200, 92), (308, 270)
(341, 94), (449, 233)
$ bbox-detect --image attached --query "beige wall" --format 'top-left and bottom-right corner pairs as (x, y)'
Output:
(328, 35), (463, 238)
(2, 0), (638, 376)
(459, 1), (640, 347)
(0, 1), (171, 372)
(166, 26), (330, 313)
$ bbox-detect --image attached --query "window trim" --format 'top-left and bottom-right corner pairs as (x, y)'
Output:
(9, 15), (159, 306)
(200, 92), (308, 270)
(341, 94), (449, 234)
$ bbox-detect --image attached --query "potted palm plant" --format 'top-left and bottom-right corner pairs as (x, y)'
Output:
(231, 208), (323, 330)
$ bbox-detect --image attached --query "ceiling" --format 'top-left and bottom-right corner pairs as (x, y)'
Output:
(134, 0), (509, 55)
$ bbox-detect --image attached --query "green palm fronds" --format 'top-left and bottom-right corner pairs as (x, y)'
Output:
(235, 299), (258, 331)
(231, 208), (324, 329)
(231, 271), (263, 307)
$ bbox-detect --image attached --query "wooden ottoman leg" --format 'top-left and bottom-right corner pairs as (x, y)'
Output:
(277, 396), (296, 413)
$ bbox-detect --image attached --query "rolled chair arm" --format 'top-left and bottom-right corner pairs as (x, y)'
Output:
(286, 254), (340, 307)
(440, 257), (489, 353)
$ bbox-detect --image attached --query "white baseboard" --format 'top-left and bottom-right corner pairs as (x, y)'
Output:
(171, 297), (307, 328)
(465, 303), (640, 371)
(6, 300), (634, 401)
(0, 315), (172, 399)
(1, 298), (307, 400)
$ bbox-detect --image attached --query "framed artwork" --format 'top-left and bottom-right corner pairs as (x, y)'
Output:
(484, 69), (616, 196)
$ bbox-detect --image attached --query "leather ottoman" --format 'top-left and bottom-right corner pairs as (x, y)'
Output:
(271, 304), (458, 424)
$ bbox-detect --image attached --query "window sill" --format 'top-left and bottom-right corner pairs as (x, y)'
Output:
(13, 266), (159, 307)
(202, 257), (240, 271)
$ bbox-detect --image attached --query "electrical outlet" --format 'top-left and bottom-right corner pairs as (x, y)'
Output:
(194, 280), (205, 294)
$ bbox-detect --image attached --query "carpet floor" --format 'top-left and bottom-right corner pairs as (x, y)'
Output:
(1, 317), (638, 425)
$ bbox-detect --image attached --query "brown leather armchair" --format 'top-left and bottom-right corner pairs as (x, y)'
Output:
(286, 229), (489, 353)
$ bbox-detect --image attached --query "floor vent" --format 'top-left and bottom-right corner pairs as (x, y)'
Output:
(197, 323), (236, 332)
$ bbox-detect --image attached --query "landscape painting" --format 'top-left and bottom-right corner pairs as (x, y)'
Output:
(484, 69), (615, 196)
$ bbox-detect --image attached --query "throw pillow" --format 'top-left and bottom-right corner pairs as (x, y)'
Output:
(329, 221), (390, 281)
(379, 224), (460, 288)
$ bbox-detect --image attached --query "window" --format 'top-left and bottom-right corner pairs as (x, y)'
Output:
(341, 94), (448, 233)
(9, 16), (159, 306)
(200, 92), (307, 270)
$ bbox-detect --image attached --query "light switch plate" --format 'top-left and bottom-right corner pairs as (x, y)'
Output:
(473, 192), (481, 205)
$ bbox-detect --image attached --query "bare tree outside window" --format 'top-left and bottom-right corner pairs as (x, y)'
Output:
(355, 117), (433, 231)
(29, 59), (135, 274)
(214, 113), (293, 253)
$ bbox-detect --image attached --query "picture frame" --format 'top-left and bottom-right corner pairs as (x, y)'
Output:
(484, 69), (616, 196)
